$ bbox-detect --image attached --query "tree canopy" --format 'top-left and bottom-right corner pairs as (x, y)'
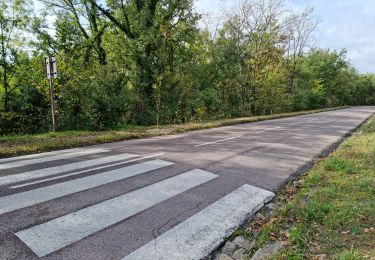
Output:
(0, 0), (374, 134)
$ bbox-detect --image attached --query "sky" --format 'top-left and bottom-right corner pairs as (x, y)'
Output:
(194, 0), (375, 74)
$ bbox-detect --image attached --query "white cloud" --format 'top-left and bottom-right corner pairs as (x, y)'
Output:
(292, 0), (375, 73)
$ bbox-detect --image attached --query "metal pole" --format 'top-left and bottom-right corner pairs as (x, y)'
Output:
(48, 58), (56, 132)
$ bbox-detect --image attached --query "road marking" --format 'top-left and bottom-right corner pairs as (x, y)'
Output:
(254, 122), (303, 134)
(195, 136), (242, 147)
(16, 169), (218, 257)
(195, 122), (304, 146)
(122, 184), (274, 260)
(0, 153), (138, 186)
(255, 126), (282, 133)
(0, 159), (173, 215)
(10, 153), (166, 189)
(0, 148), (109, 170)
(0, 148), (101, 164)
(287, 122), (303, 126)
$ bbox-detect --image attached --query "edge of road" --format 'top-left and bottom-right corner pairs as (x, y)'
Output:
(0, 106), (349, 159)
(278, 108), (375, 193)
(208, 109), (375, 259)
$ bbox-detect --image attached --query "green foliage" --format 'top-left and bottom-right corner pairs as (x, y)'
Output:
(256, 226), (272, 247)
(324, 157), (355, 174)
(335, 249), (365, 260)
(289, 226), (309, 249)
(300, 201), (333, 224)
(0, 0), (374, 134)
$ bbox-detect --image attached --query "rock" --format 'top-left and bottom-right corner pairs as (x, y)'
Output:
(232, 248), (246, 260)
(275, 202), (283, 207)
(266, 203), (277, 211)
(251, 241), (283, 260)
(232, 236), (255, 250)
(216, 253), (234, 260)
(256, 213), (266, 220)
(221, 241), (237, 255)
(262, 210), (271, 219)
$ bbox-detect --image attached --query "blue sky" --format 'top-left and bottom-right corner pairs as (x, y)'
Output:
(195, 0), (375, 74)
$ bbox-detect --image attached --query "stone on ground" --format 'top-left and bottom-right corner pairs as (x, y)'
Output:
(216, 253), (234, 260)
(251, 241), (283, 260)
(232, 248), (246, 260)
(221, 241), (237, 255)
(232, 236), (255, 250)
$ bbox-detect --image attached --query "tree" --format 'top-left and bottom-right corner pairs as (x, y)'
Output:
(214, 0), (289, 115)
(0, 0), (374, 134)
(39, 0), (108, 65)
(0, 0), (31, 112)
(283, 7), (317, 91)
(88, 0), (199, 124)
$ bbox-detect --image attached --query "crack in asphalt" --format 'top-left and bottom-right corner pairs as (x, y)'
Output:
(152, 201), (203, 239)
(150, 201), (203, 260)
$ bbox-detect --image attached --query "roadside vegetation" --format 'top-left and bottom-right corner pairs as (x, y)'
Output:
(244, 114), (375, 259)
(1, 0), (375, 136)
(0, 107), (344, 158)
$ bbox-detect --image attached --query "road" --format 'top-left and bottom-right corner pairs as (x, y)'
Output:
(0, 107), (374, 260)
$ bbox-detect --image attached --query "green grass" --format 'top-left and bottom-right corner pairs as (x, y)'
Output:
(0, 107), (346, 158)
(245, 113), (375, 259)
(336, 249), (366, 260)
(324, 157), (356, 174)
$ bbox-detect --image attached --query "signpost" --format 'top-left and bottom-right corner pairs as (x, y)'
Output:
(45, 57), (57, 132)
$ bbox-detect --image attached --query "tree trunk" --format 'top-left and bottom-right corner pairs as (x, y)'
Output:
(3, 69), (8, 112)
(1, 39), (9, 112)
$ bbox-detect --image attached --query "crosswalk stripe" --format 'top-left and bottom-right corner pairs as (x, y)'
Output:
(0, 159), (173, 214)
(0, 149), (82, 164)
(10, 153), (166, 189)
(0, 148), (109, 170)
(16, 169), (218, 257)
(0, 153), (138, 186)
(0, 148), (101, 163)
(122, 184), (274, 260)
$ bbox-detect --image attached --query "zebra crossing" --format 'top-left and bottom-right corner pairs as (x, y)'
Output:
(0, 160), (173, 214)
(0, 153), (138, 186)
(123, 184), (274, 260)
(0, 147), (274, 259)
(0, 148), (109, 170)
(1, 107), (373, 259)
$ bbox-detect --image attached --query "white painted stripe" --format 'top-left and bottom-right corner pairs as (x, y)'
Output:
(0, 159), (173, 215)
(0, 148), (109, 170)
(254, 122), (303, 133)
(123, 184), (274, 260)
(195, 136), (242, 147)
(255, 126), (282, 133)
(287, 122), (303, 126)
(0, 148), (91, 163)
(10, 153), (166, 189)
(0, 153), (138, 186)
(16, 169), (218, 257)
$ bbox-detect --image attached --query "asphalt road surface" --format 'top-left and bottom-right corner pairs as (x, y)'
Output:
(1, 107), (374, 260)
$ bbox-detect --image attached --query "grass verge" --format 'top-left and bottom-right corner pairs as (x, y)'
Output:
(0, 107), (346, 158)
(246, 113), (375, 259)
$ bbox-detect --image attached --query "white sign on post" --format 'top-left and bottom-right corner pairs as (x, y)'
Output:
(45, 56), (57, 131)
(45, 57), (57, 79)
